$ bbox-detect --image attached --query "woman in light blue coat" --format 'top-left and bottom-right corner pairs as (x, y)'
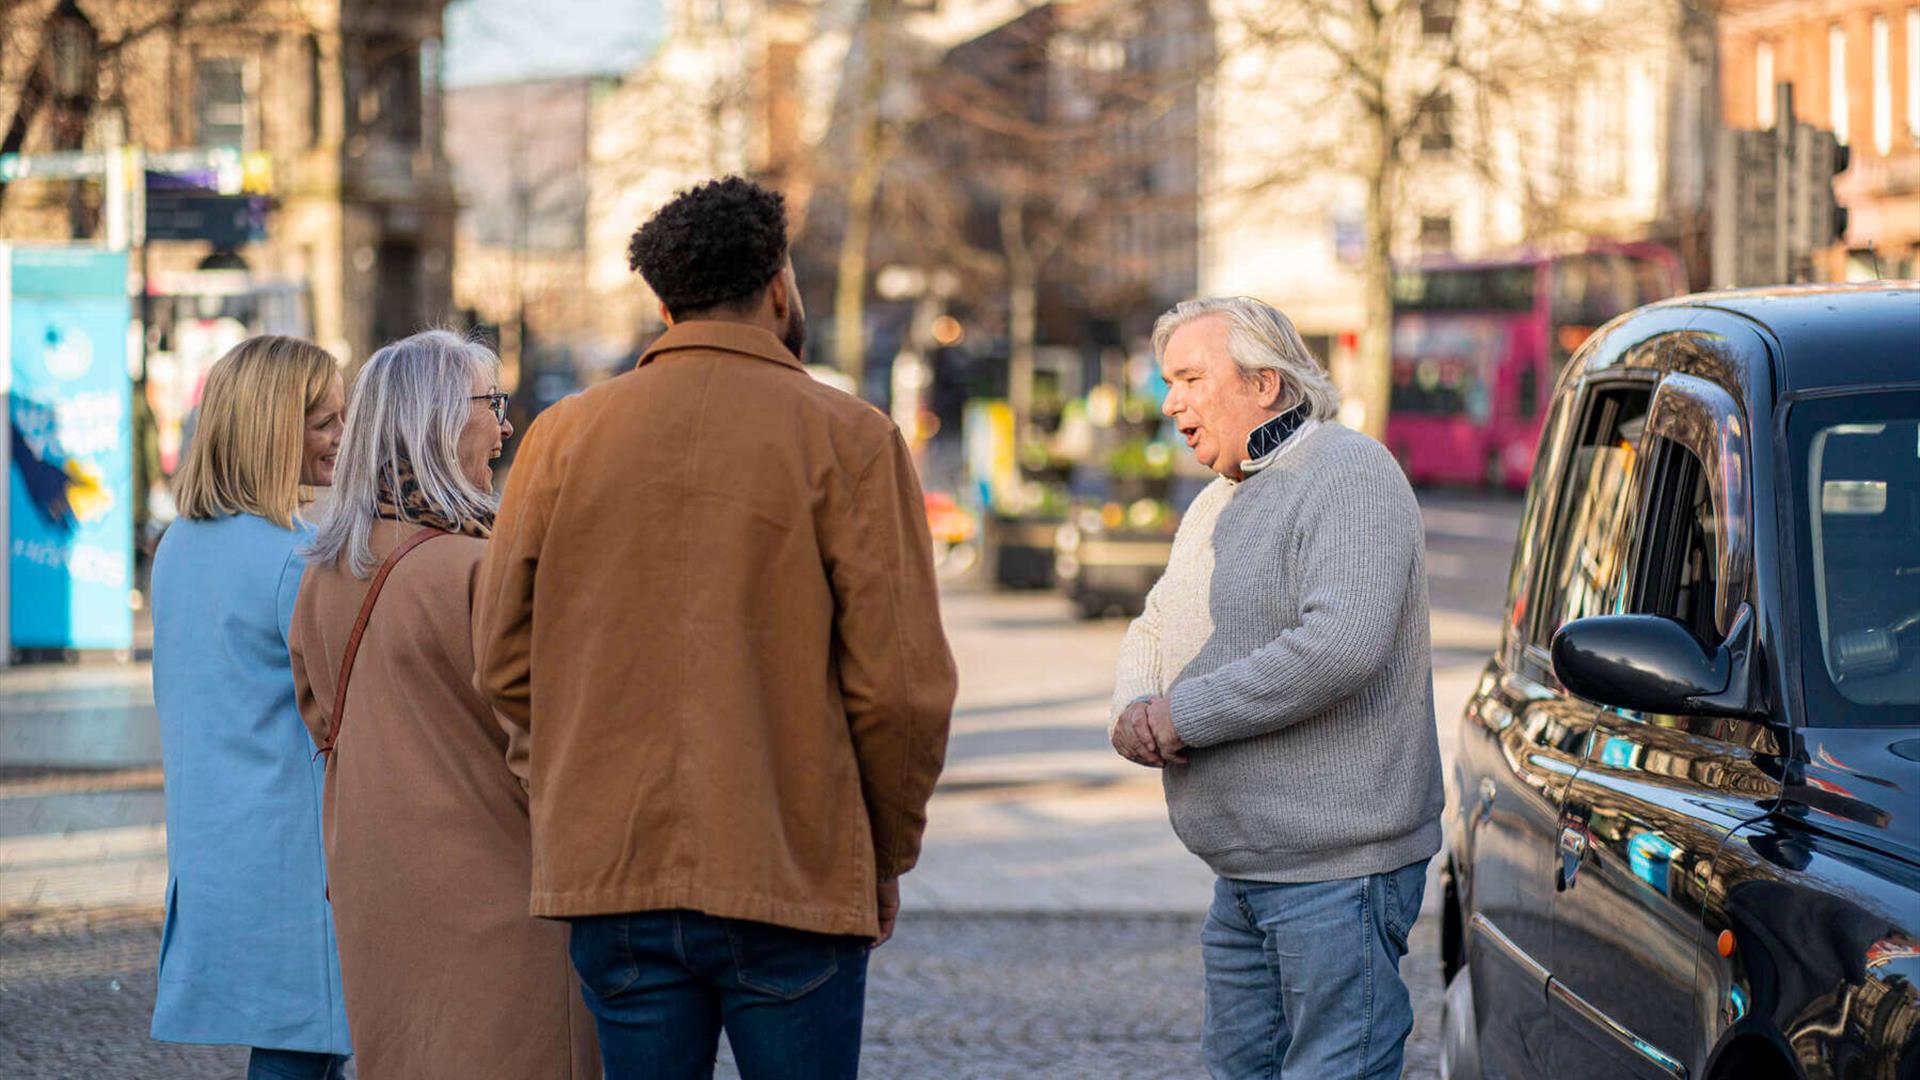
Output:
(150, 335), (351, 1079)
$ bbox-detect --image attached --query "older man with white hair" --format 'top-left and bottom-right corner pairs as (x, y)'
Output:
(1109, 297), (1444, 1079)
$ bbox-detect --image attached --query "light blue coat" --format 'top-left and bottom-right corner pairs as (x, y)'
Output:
(149, 513), (350, 1054)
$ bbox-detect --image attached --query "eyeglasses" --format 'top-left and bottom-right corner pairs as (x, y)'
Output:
(470, 393), (510, 422)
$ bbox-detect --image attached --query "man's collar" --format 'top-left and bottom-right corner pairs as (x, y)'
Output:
(636, 320), (803, 372)
(1238, 401), (1315, 477)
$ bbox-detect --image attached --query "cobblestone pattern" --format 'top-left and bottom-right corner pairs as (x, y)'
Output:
(0, 910), (247, 1079)
(2, 910), (1441, 1079)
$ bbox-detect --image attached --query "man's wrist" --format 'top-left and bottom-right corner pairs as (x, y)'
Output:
(1166, 682), (1209, 749)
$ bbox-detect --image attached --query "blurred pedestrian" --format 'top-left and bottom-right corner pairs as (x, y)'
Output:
(289, 330), (598, 1079)
(473, 176), (957, 1080)
(1108, 297), (1444, 1079)
(149, 335), (351, 1079)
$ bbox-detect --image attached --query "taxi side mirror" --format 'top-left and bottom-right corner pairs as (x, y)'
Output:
(1552, 604), (1764, 721)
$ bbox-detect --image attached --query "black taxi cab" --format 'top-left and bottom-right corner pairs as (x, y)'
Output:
(1439, 284), (1920, 1080)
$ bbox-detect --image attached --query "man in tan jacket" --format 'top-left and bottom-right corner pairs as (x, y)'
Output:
(473, 176), (955, 1080)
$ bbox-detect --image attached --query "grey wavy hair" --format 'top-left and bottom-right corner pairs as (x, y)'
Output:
(306, 329), (500, 578)
(1150, 297), (1342, 421)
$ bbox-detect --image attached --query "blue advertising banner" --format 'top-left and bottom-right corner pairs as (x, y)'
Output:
(6, 247), (134, 651)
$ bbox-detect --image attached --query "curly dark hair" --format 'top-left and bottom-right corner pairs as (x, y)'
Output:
(627, 176), (789, 319)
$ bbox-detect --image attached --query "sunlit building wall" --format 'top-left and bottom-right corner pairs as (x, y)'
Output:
(0, 0), (458, 365)
(1197, 0), (1699, 375)
(1720, 0), (1920, 279)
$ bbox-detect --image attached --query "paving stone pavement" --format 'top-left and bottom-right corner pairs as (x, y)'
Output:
(0, 491), (1513, 1077)
(0, 908), (1442, 1079)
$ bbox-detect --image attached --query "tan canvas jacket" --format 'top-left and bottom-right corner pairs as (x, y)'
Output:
(474, 320), (956, 937)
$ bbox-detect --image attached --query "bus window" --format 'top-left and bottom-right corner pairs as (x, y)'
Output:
(1390, 315), (1501, 421)
(1552, 254), (1630, 373)
(1393, 266), (1537, 312)
(1391, 358), (1472, 417)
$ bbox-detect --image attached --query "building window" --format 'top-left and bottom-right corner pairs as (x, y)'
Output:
(1577, 77), (1603, 193)
(1420, 92), (1454, 154)
(1421, 0), (1457, 38)
(1873, 16), (1892, 154)
(195, 57), (247, 148)
(1830, 23), (1849, 144)
(1556, 95), (1576, 192)
(358, 37), (422, 146)
(1420, 215), (1453, 252)
(1599, 65), (1625, 193)
(1756, 40), (1775, 127)
(1908, 9), (1919, 141)
(420, 37), (442, 152)
(374, 241), (421, 345)
(307, 35), (325, 148)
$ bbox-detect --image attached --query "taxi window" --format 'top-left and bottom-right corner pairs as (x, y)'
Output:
(1791, 391), (1920, 718)
(1530, 386), (1651, 650)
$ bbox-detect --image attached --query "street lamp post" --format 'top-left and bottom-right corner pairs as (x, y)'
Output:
(47, 0), (97, 103)
(874, 265), (959, 464)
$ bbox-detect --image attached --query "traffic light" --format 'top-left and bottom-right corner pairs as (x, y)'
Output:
(1800, 127), (1850, 254)
(1712, 82), (1852, 285)
(1830, 142), (1850, 243)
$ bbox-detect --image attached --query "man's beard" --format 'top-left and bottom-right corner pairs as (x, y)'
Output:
(781, 306), (807, 361)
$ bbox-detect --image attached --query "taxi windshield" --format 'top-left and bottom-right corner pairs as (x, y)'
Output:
(1789, 389), (1920, 721)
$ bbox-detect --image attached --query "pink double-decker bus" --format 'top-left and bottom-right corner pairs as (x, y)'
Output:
(1384, 243), (1683, 490)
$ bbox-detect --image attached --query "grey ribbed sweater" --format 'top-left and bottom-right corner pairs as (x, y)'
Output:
(1111, 422), (1444, 883)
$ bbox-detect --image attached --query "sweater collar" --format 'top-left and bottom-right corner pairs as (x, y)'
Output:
(636, 320), (803, 372)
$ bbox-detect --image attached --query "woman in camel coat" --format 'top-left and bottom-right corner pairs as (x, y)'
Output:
(288, 329), (598, 1079)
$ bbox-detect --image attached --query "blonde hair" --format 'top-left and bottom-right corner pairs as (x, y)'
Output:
(1151, 297), (1342, 421)
(173, 335), (340, 528)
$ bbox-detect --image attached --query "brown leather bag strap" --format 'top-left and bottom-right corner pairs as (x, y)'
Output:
(316, 527), (452, 757)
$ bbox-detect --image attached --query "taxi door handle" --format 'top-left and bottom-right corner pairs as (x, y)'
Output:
(1555, 825), (1587, 892)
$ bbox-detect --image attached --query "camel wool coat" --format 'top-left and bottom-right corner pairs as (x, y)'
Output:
(289, 522), (598, 1080)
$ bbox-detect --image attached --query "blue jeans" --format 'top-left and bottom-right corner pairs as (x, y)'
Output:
(245, 1048), (346, 1080)
(1201, 859), (1429, 1079)
(568, 909), (870, 1080)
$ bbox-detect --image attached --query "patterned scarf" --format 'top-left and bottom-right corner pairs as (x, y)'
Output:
(1244, 400), (1313, 462)
(374, 457), (494, 540)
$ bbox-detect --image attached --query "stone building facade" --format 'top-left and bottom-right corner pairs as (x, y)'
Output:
(0, 0), (457, 365)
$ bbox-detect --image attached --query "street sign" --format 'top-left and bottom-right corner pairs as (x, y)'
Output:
(144, 189), (270, 246)
(1, 147), (269, 190)
(0, 151), (108, 182)
(142, 156), (272, 246)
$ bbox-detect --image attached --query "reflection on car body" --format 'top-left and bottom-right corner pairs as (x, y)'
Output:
(1439, 283), (1920, 1080)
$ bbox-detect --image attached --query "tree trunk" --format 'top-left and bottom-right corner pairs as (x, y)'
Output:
(504, 137), (530, 393)
(833, 0), (894, 387)
(1001, 194), (1038, 459)
(1008, 264), (1038, 456)
(0, 65), (51, 212)
(1356, 153), (1393, 440)
(833, 165), (878, 383)
(1352, 0), (1395, 441)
